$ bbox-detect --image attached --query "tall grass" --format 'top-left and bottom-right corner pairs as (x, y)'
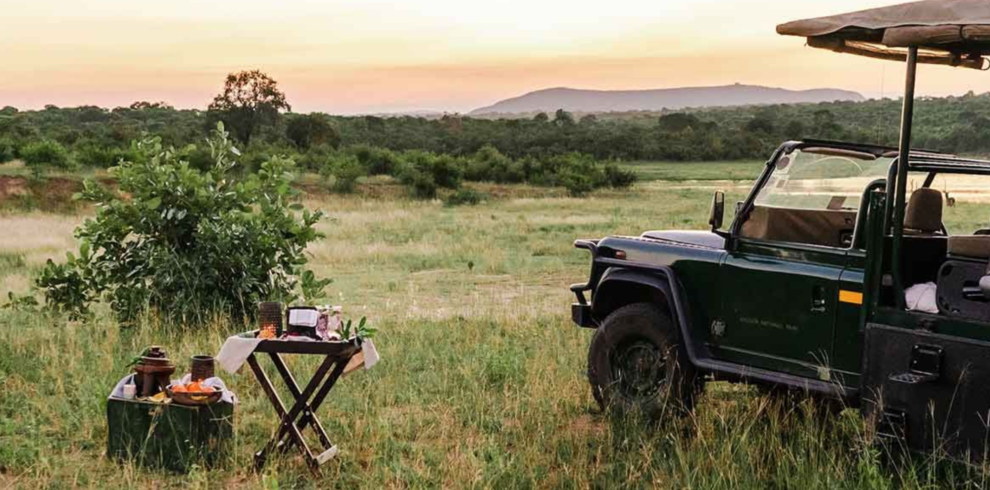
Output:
(2, 177), (989, 488)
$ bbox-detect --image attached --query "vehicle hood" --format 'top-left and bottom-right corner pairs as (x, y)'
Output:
(639, 230), (725, 249)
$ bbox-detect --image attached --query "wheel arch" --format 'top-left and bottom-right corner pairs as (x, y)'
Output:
(593, 267), (674, 323)
(592, 265), (710, 368)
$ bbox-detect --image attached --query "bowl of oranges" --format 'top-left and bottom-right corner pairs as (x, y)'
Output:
(167, 380), (222, 406)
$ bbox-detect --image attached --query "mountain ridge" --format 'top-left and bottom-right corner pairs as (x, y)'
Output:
(470, 84), (865, 115)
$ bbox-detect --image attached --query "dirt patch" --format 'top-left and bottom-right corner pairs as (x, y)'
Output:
(0, 176), (84, 213)
(0, 176), (29, 199)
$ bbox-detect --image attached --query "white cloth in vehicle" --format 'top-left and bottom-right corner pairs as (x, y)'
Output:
(905, 282), (938, 314)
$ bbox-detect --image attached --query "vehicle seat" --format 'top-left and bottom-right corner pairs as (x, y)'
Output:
(904, 188), (943, 235)
(948, 235), (990, 260)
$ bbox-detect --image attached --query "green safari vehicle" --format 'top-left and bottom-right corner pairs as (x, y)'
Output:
(570, 0), (990, 460)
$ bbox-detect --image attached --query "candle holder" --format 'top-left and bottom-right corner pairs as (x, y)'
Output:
(258, 302), (284, 339)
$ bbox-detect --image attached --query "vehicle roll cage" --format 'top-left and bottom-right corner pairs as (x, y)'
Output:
(730, 136), (990, 310)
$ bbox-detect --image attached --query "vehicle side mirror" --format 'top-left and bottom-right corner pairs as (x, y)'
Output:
(709, 190), (725, 232)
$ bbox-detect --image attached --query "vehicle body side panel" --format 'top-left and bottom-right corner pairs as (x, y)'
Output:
(863, 323), (990, 461)
(718, 239), (843, 378)
(592, 235), (726, 349)
(833, 265), (865, 383)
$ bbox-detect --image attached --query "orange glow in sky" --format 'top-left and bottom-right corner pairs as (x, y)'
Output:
(4, 0), (990, 114)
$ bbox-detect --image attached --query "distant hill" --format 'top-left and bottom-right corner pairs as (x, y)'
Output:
(470, 84), (865, 115)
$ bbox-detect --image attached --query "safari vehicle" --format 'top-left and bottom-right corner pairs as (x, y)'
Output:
(571, 0), (990, 460)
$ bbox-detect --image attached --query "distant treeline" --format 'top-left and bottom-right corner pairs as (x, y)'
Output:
(2, 91), (990, 176)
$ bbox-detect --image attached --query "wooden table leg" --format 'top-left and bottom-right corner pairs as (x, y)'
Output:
(283, 357), (351, 448)
(252, 353), (337, 474)
(268, 352), (336, 452)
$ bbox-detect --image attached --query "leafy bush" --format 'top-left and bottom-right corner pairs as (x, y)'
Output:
(465, 145), (525, 183)
(548, 153), (605, 196)
(36, 124), (328, 325)
(350, 144), (400, 175)
(323, 154), (366, 193)
(604, 162), (637, 188)
(444, 188), (485, 207)
(396, 150), (463, 199)
(401, 151), (462, 189)
(0, 138), (17, 163)
(286, 113), (339, 150)
(397, 165), (438, 199)
(295, 145), (335, 173)
(74, 142), (143, 168)
(20, 139), (73, 169)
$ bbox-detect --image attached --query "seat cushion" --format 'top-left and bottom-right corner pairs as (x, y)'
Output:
(948, 235), (990, 259)
(904, 188), (943, 234)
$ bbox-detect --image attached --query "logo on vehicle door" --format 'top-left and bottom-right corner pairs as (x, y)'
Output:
(711, 320), (726, 337)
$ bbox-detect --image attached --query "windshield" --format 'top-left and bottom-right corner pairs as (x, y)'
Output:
(755, 148), (894, 212)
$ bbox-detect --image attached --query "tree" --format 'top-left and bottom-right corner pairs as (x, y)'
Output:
(37, 124), (328, 324)
(207, 70), (290, 144)
(745, 114), (775, 134)
(129, 101), (174, 110)
(554, 109), (575, 127)
(657, 113), (704, 132)
(579, 114), (598, 125)
(286, 113), (339, 150)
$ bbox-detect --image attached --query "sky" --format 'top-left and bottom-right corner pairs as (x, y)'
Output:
(4, 0), (990, 114)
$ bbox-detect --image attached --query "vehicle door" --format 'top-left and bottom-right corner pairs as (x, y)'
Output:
(715, 148), (891, 380)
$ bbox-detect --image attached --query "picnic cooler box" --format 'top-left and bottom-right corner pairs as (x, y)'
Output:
(107, 397), (234, 471)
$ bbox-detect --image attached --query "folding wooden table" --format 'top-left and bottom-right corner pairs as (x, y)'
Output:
(245, 338), (362, 474)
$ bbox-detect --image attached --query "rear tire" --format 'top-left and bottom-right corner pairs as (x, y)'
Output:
(587, 302), (699, 419)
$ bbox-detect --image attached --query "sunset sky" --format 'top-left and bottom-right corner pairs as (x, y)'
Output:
(4, 0), (990, 114)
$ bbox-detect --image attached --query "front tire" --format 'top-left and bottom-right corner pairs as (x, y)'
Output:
(587, 302), (699, 419)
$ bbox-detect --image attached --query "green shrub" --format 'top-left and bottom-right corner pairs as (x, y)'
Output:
(465, 145), (526, 184)
(20, 139), (73, 169)
(324, 154), (366, 193)
(286, 113), (339, 150)
(444, 188), (486, 207)
(604, 162), (637, 188)
(399, 168), (437, 199)
(74, 144), (113, 168)
(401, 150), (462, 189)
(351, 144), (400, 176)
(0, 138), (17, 163)
(293, 144), (335, 173)
(548, 153), (606, 196)
(178, 144), (216, 171)
(395, 150), (463, 199)
(74, 142), (143, 168)
(559, 172), (596, 197)
(36, 123), (329, 325)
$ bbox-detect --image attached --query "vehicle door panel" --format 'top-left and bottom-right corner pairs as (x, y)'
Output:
(716, 239), (843, 379)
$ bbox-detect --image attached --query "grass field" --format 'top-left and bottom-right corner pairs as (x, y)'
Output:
(1, 165), (988, 489)
(620, 160), (764, 182)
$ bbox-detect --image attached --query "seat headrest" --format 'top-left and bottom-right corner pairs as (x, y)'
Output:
(904, 188), (943, 233)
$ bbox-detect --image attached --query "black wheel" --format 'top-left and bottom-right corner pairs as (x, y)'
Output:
(587, 302), (699, 419)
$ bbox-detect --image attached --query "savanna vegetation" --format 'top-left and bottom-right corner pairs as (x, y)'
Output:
(3, 165), (990, 488)
(5, 70), (990, 488)
(5, 88), (990, 172)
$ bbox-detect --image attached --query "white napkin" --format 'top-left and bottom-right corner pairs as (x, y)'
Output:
(109, 373), (136, 399)
(216, 336), (263, 374)
(343, 339), (380, 375)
